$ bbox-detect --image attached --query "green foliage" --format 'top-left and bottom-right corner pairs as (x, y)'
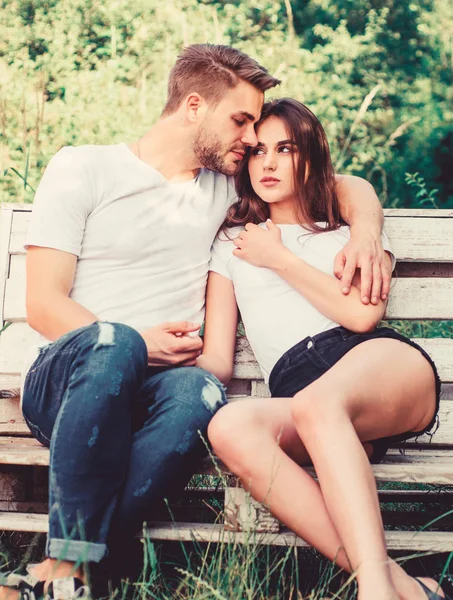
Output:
(405, 172), (439, 208)
(0, 0), (452, 206)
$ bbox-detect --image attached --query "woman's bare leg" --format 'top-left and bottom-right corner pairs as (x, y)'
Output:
(290, 338), (436, 600)
(208, 339), (439, 600)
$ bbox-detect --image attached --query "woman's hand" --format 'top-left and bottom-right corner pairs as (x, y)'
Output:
(233, 219), (285, 268)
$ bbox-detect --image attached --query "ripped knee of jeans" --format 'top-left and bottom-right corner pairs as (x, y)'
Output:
(201, 375), (227, 414)
(93, 322), (115, 350)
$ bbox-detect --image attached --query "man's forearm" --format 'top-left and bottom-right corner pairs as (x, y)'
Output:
(335, 174), (383, 236)
(27, 294), (98, 341)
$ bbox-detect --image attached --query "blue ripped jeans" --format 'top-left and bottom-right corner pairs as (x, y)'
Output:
(22, 322), (227, 564)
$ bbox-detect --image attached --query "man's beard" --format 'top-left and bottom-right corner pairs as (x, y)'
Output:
(193, 125), (240, 176)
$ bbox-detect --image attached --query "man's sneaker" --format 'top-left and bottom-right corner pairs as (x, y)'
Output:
(45, 577), (91, 600)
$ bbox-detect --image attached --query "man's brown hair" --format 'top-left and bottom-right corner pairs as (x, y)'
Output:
(162, 44), (280, 115)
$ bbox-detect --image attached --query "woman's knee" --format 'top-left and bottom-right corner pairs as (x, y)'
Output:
(208, 402), (267, 467)
(208, 403), (240, 453)
(291, 385), (348, 434)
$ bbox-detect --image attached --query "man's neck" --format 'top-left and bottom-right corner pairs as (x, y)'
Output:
(131, 117), (201, 183)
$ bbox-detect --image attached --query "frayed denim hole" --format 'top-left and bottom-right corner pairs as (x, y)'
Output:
(201, 376), (226, 414)
(93, 322), (115, 351)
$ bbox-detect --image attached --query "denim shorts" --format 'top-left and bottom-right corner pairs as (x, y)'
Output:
(268, 326), (441, 463)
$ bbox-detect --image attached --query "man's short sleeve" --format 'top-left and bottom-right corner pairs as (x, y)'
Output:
(209, 234), (234, 280)
(25, 147), (95, 256)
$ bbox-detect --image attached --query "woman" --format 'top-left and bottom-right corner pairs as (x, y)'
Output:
(198, 99), (444, 600)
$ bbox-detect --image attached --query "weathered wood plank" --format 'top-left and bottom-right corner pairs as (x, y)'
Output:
(0, 500), (47, 513)
(1, 329), (453, 393)
(6, 207), (453, 261)
(383, 218), (453, 262)
(386, 279), (453, 319)
(0, 514), (451, 552)
(0, 204), (31, 211)
(383, 209), (453, 217)
(0, 438), (452, 483)
(224, 487), (280, 533)
(396, 263), (453, 278)
(7, 257), (453, 294)
(9, 211), (30, 254)
(0, 389), (451, 443)
(13, 255), (453, 283)
(0, 322), (38, 376)
(144, 523), (453, 552)
(0, 437), (49, 465)
(5, 276), (453, 322)
(0, 511), (47, 532)
(4, 278), (25, 321)
(0, 397), (31, 435)
(0, 207), (13, 325)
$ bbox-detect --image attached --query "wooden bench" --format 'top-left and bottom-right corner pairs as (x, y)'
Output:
(0, 203), (452, 553)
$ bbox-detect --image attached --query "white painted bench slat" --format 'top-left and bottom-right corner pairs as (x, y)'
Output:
(6, 208), (453, 261)
(0, 514), (450, 552)
(1, 323), (453, 382)
(4, 271), (453, 322)
(0, 391), (451, 444)
(0, 440), (452, 483)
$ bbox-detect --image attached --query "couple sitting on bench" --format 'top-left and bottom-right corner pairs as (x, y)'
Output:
(3, 44), (443, 600)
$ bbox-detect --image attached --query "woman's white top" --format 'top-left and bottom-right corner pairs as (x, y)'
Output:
(209, 223), (395, 382)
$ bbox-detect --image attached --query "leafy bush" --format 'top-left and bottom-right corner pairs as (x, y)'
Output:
(0, 0), (451, 207)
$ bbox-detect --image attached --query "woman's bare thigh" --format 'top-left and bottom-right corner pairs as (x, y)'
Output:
(231, 395), (374, 464)
(295, 337), (437, 442)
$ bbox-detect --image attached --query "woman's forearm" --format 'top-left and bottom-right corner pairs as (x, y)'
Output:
(197, 353), (234, 385)
(271, 247), (386, 332)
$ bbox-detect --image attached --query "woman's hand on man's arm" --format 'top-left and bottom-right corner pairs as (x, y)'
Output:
(334, 174), (391, 305)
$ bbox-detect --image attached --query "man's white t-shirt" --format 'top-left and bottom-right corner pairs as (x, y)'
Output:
(209, 224), (395, 382)
(23, 143), (237, 380)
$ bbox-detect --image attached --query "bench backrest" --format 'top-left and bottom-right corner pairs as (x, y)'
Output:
(1, 204), (452, 446)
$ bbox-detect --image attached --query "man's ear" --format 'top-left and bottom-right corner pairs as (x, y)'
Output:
(185, 93), (208, 123)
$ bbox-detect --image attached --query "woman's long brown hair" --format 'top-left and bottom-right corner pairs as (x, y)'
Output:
(223, 98), (341, 233)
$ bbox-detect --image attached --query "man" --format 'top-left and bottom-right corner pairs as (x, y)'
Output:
(5, 44), (390, 599)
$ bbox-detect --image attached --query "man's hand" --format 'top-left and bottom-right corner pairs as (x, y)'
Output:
(334, 231), (391, 305)
(141, 321), (203, 367)
(233, 220), (284, 268)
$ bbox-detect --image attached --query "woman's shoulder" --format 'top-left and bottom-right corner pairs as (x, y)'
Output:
(215, 226), (244, 243)
(210, 227), (242, 271)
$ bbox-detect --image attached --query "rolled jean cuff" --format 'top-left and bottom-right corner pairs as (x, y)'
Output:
(47, 537), (107, 563)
